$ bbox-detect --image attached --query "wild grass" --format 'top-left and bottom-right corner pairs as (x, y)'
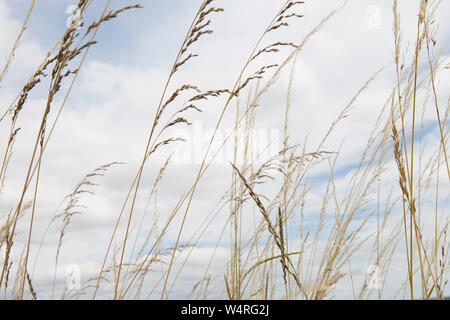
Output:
(0, 0), (448, 300)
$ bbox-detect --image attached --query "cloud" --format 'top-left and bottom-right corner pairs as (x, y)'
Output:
(0, 0), (45, 86)
(0, 0), (449, 299)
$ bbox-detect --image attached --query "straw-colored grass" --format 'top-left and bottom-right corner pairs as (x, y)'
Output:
(0, 0), (448, 300)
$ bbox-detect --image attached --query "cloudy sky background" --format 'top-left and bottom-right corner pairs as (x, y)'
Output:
(0, 0), (449, 299)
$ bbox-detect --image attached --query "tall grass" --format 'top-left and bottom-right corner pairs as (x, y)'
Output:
(0, 0), (448, 300)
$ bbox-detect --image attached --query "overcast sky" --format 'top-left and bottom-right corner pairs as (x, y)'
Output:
(0, 0), (449, 299)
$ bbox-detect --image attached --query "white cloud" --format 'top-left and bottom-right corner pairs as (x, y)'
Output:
(0, 0), (45, 86)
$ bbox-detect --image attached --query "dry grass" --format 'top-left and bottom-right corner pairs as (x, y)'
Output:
(0, 0), (448, 300)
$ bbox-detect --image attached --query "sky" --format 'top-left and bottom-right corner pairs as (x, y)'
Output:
(0, 0), (449, 300)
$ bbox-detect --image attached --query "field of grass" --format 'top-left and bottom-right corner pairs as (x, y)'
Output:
(0, 0), (449, 300)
